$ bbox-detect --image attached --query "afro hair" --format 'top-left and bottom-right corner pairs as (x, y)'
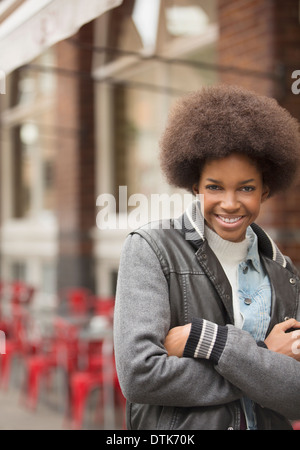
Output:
(159, 85), (300, 196)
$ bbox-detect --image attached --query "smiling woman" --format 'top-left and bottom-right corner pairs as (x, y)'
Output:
(114, 84), (300, 430)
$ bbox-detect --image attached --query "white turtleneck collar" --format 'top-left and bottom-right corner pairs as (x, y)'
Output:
(205, 225), (249, 265)
(204, 224), (249, 328)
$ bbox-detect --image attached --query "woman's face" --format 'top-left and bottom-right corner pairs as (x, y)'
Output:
(194, 153), (269, 243)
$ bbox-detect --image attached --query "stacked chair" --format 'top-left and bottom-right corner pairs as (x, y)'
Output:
(67, 297), (125, 429)
(20, 287), (93, 409)
(0, 281), (37, 389)
(22, 316), (80, 410)
(0, 282), (125, 429)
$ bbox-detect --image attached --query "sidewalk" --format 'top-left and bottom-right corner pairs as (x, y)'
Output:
(0, 360), (71, 430)
(0, 386), (65, 430)
(0, 362), (122, 430)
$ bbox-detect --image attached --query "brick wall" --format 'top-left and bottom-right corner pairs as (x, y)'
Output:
(218, 0), (277, 96)
(271, 1), (300, 264)
(218, 0), (300, 266)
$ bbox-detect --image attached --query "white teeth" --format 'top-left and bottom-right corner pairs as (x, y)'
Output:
(218, 216), (242, 224)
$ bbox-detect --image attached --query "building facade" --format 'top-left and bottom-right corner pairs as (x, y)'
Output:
(0, 0), (299, 306)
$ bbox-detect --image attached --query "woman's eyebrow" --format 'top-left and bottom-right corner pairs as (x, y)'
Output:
(206, 178), (222, 183)
(239, 178), (255, 184)
(205, 178), (255, 184)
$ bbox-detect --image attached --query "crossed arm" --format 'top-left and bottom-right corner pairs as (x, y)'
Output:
(115, 234), (300, 419)
(164, 318), (300, 360)
(163, 318), (300, 420)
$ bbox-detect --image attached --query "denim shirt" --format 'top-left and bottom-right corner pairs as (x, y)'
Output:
(239, 228), (272, 429)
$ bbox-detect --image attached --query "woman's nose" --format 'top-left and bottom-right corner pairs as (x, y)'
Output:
(220, 192), (240, 211)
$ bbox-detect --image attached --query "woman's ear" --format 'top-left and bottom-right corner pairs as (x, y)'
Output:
(192, 183), (199, 196)
(261, 185), (270, 203)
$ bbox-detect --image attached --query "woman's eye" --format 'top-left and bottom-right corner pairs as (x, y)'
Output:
(206, 185), (221, 191)
(205, 185), (255, 192)
(241, 186), (255, 192)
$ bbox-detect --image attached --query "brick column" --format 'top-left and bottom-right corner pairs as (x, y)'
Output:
(55, 22), (96, 292)
(218, 0), (278, 95)
(270, 0), (300, 264)
(218, 0), (300, 267)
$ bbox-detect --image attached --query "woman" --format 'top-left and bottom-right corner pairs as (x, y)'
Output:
(114, 85), (300, 430)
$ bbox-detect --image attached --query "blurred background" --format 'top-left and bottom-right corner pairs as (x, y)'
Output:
(0, 0), (299, 430)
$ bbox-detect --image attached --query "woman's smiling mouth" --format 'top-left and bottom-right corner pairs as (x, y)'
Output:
(216, 215), (244, 225)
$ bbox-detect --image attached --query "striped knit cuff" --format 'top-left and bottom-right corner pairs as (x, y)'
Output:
(183, 318), (228, 364)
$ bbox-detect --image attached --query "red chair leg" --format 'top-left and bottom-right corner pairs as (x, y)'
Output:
(0, 341), (17, 389)
(24, 355), (51, 409)
(70, 373), (91, 429)
(70, 372), (100, 429)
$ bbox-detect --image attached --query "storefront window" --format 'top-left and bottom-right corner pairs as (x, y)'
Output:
(11, 50), (56, 108)
(165, 0), (216, 37)
(1, 47), (58, 292)
(100, 0), (218, 204)
(13, 120), (56, 218)
(7, 49), (57, 219)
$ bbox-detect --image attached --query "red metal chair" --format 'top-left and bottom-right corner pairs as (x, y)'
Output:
(77, 297), (115, 373)
(0, 282), (9, 337)
(67, 297), (120, 428)
(22, 292), (111, 412)
(22, 317), (79, 409)
(63, 288), (93, 316)
(0, 308), (28, 388)
(92, 297), (115, 320)
(69, 344), (125, 429)
(9, 281), (35, 307)
(0, 282), (36, 389)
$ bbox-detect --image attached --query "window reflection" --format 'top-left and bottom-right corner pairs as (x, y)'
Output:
(132, 0), (160, 51)
(166, 5), (209, 36)
(8, 48), (57, 219)
(10, 49), (56, 108)
(106, 0), (218, 204)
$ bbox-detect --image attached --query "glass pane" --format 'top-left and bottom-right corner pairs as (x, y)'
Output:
(101, 0), (218, 217)
(41, 262), (56, 295)
(112, 46), (218, 200)
(113, 84), (169, 202)
(165, 0), (217, 37)
(8, 47), (57, 219)
(11, 262), (26, 282)
(11, 49), (56, 108)
(19, 129), (33, 217)
(13, 120), (56, 218)
(168, 45), (219, 91)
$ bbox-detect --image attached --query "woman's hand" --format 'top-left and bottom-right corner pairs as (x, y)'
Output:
(264, 318), (300, 361)
(164, 324), (191, 357)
